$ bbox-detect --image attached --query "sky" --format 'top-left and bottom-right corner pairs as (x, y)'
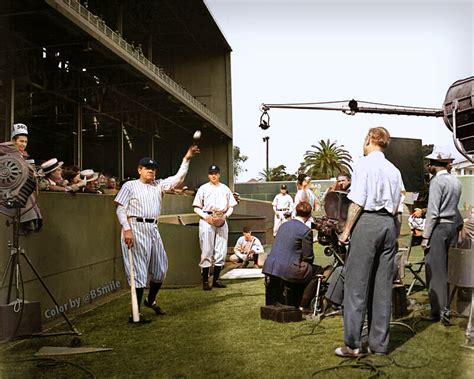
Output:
(205, 0), (473, 182)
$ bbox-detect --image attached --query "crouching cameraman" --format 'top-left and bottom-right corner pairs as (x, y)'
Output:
(263, 202), (324, 307)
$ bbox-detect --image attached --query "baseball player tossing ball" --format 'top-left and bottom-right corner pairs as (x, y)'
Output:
(193, 165), (238, 290)
(115, 145), (199, 323)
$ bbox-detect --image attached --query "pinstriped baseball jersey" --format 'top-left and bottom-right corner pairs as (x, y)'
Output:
(115, 160), (189, 287)
(193, 182), (237, 268)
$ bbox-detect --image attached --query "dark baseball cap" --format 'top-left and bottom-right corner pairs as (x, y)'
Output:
(280, 184), (288, 190)
(138, 157), (158, 168)
(208, 165), (220, 173)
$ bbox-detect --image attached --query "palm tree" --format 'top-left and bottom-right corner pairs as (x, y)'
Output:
(258, 168), (272, 182)
(258, 165), (297, 181)
(301, 139), (352, 179)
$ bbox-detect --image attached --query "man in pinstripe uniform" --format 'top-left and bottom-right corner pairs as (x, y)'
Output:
(193, 165), (238, 290)
(115, 145), (199, 322)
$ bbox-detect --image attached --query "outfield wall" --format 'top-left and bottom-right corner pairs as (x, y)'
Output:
(236, 176), (474, 217)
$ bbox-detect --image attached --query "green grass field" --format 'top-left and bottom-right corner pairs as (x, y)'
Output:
(0, 243), (473, 378)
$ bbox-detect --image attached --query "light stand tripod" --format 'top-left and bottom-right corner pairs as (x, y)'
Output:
(1, 205), (81, 339)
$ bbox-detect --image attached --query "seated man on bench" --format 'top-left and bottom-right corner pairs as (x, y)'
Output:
(263, 202), (319, 306)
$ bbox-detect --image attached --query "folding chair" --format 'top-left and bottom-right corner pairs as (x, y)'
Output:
(399, 232), (427, 295)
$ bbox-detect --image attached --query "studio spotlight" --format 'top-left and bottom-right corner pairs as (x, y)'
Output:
(259, 105), (270, 130)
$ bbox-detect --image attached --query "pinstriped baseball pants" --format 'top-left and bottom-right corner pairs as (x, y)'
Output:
(198, 219), (228, 268)
(121, 221), (168, 288)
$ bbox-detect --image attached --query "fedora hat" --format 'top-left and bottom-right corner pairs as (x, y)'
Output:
(80, 169), (99, 183)
(40, 158), (63, 175)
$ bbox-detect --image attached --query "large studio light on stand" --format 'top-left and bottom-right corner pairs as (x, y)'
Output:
(0, 142), (80, 342)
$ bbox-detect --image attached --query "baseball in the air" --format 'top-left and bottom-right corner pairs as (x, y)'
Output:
(193, 130), (202, 140)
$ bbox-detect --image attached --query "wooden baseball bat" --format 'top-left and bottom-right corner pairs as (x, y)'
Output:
(127, 247), (140, 322)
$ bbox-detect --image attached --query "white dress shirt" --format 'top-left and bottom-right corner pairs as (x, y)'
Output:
(348, 151), (403, 215)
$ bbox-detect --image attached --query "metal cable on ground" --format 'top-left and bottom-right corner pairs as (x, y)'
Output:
(307, 308), (434, 376)
(290, 318), (326, 339)
(311, 355), (384, 378)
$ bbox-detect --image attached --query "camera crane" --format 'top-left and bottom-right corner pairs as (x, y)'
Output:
(259, 76), (474, 163)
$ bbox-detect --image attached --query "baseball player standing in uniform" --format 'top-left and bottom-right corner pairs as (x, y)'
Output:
(272, 184), (294, 236)
(421, 149), (462, 325)
(193, 165), (238, 290)
(115, 145), (199, 322)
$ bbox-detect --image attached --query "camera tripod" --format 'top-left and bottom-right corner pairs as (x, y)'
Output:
(1, 206), (81, 339)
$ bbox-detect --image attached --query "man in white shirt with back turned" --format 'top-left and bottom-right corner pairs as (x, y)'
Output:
(336, 127), (403, 357)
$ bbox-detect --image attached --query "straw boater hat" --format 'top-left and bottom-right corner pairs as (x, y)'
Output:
(11, 123), (28, 139)
(40, 158), (64, 175)
(80, 169), (99, 183)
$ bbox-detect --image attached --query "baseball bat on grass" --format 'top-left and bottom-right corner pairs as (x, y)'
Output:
(128, 247), (140, 322)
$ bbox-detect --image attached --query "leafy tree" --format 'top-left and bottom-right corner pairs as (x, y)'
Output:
(258, 165), (297, 181)
(233, 146), (248, 180)
(300, 139), (352, 179)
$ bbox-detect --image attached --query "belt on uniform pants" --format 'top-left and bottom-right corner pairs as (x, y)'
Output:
(277, 208), (289, 211)
(133, 217), (157, 224)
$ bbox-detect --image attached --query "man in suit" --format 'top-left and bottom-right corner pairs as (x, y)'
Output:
(262, 201), (314, 306)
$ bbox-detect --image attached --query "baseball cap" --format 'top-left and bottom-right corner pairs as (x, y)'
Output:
(280, 184), (288, 190)
(208, 165), (220, 174)
(138, 157), (158, 168)
(11, 123), (28, 139)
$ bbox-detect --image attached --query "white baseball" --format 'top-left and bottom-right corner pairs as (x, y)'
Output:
(193, 130), (202, 140)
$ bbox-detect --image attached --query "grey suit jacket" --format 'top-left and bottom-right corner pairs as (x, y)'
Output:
(423, 171), (462, 239)
(262, 219), (314, 283)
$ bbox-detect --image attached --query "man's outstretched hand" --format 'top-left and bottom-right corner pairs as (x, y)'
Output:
(185, 145), (200, 159)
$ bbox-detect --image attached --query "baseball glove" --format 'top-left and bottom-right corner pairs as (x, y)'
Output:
(212, 218), (226, 228)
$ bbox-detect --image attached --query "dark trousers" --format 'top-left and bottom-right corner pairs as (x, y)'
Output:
(343, 213), (397, 354)
(265, 275), (305, 307)
(425, 223), (456, 317)
(325, 265), (344, 306)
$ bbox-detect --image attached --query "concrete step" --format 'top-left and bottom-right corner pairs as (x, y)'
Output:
(228, 214), (266, 231)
